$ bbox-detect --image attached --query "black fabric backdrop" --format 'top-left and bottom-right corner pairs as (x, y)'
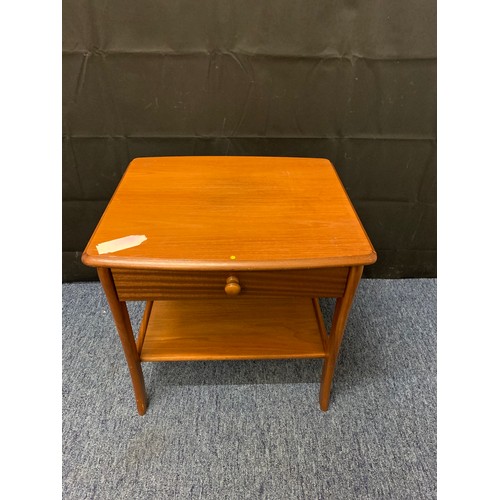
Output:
(62, 0), (436, 281)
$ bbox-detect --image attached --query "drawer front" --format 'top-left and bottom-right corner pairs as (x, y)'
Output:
(111, 267), (349, 300)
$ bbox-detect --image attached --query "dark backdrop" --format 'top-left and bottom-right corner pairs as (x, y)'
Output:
(62, 1), (436, 281)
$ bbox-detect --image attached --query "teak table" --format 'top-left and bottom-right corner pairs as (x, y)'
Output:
(82, 156), (376, 415)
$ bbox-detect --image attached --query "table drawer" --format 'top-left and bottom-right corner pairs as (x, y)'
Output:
(111, 267), (349, 301)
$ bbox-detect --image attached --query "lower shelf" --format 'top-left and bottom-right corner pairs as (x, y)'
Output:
(139, 297), (327, 362)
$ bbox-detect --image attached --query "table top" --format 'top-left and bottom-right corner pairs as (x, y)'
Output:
(82, 156), (376, 271)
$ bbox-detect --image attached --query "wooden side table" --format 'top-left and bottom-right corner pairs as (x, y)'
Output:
(82, 156), (376, 415)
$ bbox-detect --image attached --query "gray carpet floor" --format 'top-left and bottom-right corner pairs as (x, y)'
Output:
(62, 279), (436, 499)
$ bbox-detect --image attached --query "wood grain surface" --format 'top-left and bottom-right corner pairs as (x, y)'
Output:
(82, 156), (376, 270)
(139, 298), (327, 361)
(111, 267), (350, 300)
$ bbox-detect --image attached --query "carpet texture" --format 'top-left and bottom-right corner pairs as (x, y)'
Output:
(62, 279), (436, 499)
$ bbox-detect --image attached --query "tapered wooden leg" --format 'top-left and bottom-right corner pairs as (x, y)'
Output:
(319, 265), (364, 411)
(97, 267), (148, 415)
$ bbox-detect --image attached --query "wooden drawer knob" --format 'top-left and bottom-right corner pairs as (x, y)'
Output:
(225, 276), (241, 295)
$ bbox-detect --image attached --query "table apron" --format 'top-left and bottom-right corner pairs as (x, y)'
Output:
(111, 267), (350, 301)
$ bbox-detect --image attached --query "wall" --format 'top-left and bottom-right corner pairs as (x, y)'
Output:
(62, 0), (436, 280)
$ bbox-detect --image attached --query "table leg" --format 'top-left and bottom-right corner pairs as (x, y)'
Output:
(97, 267), (148, 415)
(319, 265), (363, 411)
